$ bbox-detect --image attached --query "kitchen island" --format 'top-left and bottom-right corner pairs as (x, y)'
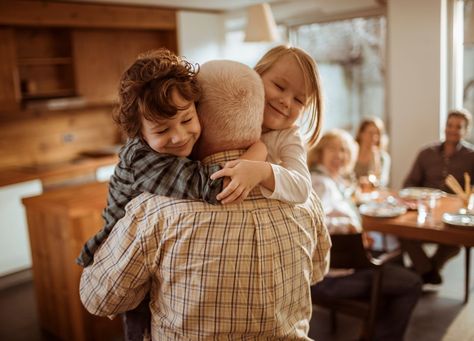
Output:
(22, 181), (122, 341)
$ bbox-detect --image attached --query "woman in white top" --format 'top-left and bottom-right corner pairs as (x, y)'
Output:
(308, 129), (421, 341)
(354, 117), (391, 188)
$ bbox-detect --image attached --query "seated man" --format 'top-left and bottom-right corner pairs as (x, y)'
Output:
(308, 129), (422, 341)
(402, 108), (474, 284)
(79, 60), (331, 339)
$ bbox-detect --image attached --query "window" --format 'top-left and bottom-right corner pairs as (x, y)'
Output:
(464, 0), (474, 115)
(290, 16), (386, 134)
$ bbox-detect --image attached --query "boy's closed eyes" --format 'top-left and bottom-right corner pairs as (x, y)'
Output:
(141, 89), (201, 157)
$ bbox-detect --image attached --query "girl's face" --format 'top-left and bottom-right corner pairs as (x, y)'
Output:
(321, 138), (350, 177)
(260, 54), (308, 131)
(141, 89), (201, 157)
(360, 123), (380, 147)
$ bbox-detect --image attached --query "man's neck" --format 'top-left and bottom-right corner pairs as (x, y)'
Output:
(443, 140), (461, 157)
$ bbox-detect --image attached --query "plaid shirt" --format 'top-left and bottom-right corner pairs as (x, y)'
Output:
(80, 150), (331, 341)
(76, 138), (222, 267)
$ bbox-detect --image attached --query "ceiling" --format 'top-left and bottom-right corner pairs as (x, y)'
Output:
(71, 0), (385, 25)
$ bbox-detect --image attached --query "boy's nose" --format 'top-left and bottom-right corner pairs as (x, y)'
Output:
(171, 127), (187, 144)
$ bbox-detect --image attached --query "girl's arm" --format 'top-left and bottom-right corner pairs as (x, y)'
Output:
(259, 127), (312, 204)
(212, 128), (311, 205)
(240, 140), (267, 161)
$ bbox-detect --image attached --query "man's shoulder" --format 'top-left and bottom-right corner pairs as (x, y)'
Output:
(297, 191), (324, 218)
(416, 142), (442, 156)
(126, 191), (319, 218)
(461, 141), (474, 153)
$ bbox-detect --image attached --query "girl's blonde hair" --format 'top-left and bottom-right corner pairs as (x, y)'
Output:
(254, 45), (324, 148)
(355, 116), (388, 150)
(307, 129), (358, 176)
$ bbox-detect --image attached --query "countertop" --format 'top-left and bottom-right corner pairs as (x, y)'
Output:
(0, 154), (118, 187)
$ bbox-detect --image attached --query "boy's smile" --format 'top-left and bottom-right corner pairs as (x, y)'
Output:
(141, 89), (201, 157)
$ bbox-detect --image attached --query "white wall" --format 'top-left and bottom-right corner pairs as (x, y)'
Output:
(387, 0), (448, 189)
(177, 10), (279, 68)
(177, 11), (225, 64)
(0, 180), (42, 276)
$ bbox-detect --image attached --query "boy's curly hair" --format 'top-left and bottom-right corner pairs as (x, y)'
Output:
(114, 48), (201, 138)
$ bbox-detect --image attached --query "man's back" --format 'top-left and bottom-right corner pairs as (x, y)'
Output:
(80, 153), (330, 339)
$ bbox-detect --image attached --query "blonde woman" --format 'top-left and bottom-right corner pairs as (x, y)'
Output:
(308, 129), (421, 341)
(354, 117), (391, 187)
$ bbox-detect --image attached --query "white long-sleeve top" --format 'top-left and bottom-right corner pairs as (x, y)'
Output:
(260, 126), (312, 204)
(310, 166), (362, 234)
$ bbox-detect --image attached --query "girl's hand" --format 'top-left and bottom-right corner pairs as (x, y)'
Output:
(211, 160), (264, 204)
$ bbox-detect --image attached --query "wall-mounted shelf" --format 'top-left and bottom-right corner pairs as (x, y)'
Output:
(22, 89), (76, 100)
(15, 28), (77, 104)
(18, 57), (73, 66)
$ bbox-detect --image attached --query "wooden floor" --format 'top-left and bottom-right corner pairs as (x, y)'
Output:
(309, 247), (474, 341)
(0, 247), (473, 341)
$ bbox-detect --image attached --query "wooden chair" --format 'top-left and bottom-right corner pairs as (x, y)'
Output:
(311, 233), (401, 341)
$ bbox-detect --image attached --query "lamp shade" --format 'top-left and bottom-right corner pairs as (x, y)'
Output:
(244, 3), (279, 42)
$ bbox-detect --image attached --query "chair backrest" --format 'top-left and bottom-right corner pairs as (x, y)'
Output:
(329, 233), (373, 269)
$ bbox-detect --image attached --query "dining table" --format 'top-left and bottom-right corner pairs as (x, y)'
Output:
(361, 194), (474, 303)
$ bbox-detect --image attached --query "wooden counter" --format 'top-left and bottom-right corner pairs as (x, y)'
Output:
(22, 181), (122, 341)
(0, 154), (118, 188)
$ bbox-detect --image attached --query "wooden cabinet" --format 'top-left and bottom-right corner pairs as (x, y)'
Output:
(73, 29), (176, 104)
(0, 28), (21, 111)
(0, 0), (177, 115)
(22, 181), (122, 341)
(16, 28), (77, 102)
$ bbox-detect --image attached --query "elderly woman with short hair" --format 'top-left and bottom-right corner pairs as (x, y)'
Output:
(308, 129), (421, 341)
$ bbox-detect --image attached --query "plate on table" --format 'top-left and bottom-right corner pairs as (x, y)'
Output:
(359, 202), (407, 218)
(398, 187), (446, 201)
(442, 212), (474, 230)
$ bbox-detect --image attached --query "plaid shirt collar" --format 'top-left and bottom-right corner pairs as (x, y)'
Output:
(202, 149), (247, 165)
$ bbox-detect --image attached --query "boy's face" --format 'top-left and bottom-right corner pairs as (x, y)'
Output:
(141, 90), (201, 157)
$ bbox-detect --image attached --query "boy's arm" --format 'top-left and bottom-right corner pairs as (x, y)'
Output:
(131, 150), (223, 205)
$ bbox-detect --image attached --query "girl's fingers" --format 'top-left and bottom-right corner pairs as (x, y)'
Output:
(233, 189), (251, 204)
(221, 186), (245, 204)
(216, 181), (238, 200)
(224, 160), (240, 169)
(211, 168), (232, 180)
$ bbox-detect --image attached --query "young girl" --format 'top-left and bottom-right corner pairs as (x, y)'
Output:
(211, 45), (323, 204)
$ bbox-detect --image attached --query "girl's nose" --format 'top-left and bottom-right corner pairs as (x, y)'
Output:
(279, 95), (290, 108)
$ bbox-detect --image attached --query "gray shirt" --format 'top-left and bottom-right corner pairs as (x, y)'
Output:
(403, 141), (474, 192)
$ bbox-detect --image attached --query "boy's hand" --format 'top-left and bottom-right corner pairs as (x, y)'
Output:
(211, 160), (264, 204)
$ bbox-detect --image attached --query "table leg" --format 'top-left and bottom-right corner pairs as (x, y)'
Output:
(465, 247), (471, 304)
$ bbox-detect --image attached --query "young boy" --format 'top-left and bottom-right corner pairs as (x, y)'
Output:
(76, 49), (265, 340)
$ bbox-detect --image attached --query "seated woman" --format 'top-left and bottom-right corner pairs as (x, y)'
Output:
(354, 117), (391, 188)
(308, 129), (421, 341)
(355, 117), (397, 251)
